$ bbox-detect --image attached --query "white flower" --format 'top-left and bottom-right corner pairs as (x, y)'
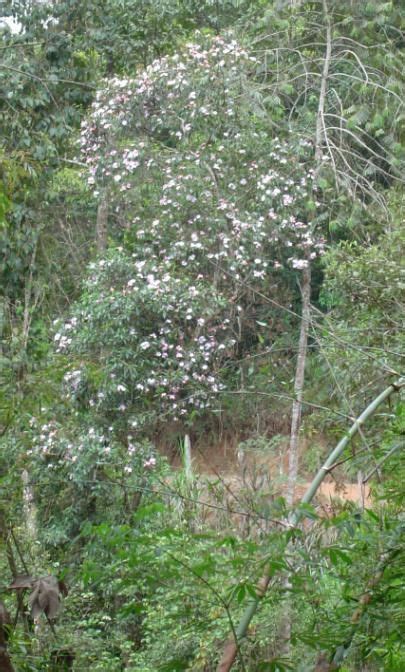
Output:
(291, 258), (309, 270)
(140, 341), (150, 350)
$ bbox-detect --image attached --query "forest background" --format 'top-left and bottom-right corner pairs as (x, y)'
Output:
(0, 1), (404, 671)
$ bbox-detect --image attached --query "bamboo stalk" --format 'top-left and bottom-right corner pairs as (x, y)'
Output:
(216, 378), (404, 672)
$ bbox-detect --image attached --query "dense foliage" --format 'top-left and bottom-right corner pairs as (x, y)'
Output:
(0, 1), (404, 671)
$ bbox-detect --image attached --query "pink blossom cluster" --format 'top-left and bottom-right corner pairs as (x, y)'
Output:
(54, 252), (234, 422)
(28, 419), (157, 476)
(28, 421), (106, 469)
(79, 34), (256, 191)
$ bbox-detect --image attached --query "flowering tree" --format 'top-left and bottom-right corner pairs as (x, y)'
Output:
(56, 34), (325, 432)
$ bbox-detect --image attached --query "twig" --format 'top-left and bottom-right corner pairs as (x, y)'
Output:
(362, 441), (405, 484)
(9, 529), (29, 574)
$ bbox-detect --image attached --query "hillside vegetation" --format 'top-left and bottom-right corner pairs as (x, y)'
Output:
(0, 1), (404, 670)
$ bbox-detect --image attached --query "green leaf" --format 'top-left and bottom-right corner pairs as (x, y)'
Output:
(158, 658), (190, 671)
(133, 503), (165, 520)
(327, 547), (353, 566)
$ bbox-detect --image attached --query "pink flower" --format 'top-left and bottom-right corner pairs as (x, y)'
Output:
(143, 457), (157, 469)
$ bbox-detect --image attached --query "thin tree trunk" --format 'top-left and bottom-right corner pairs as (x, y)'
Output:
(314, 1), (332, 168)
(22, 469), (37, 542)
(183, 434), (193, 480)
(279, 264), (311, 657)
(96, 190), (109, 253)
(21, 242), (41, 373)
(286, 264), (311, 507)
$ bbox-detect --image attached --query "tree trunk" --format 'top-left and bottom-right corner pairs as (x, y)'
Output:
(22, 469), (37, 542)
(183, 434), (193, 480)
(96, 190), (109, 253)
(278, 264), (311, 657)
(286, 264), (311, 507)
